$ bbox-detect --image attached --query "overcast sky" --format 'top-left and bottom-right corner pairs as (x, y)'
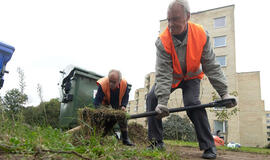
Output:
(1, 0), (269, 110)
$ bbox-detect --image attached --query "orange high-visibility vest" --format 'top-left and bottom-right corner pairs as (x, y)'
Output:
(160, 21), (207, 88)
(97, 77), (127, 106)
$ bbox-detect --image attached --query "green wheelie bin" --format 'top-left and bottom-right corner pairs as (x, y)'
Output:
(59, 65), (103, 128)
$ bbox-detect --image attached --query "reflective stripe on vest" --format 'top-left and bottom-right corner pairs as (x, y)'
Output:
(160, 21), (207, 88)
(96, 77), (127, 106)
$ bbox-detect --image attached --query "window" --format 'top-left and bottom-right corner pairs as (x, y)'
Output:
(213, 106), (226, 110)
(214, 17), (226, 28)
(267, 120), (270, 124)
(127, 104), (130, 113)
(267, 132), (270, 137)
(214, 36), (226, 48)
(214, 120), (227, 133)
(267, 126), (270, 129)
(267, 113), (270, 118)
(216, 56), (226, 67)
(268, 138), (270, 141)
(134, 106), (138, 112)
(93, 89), (97, 99)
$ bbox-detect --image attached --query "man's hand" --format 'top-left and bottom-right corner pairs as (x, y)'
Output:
(155, 104), (169, 119)
(222, 94), (237, 108)
(121, 106), (126, 111)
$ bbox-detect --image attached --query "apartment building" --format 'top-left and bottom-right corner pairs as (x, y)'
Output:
(128, 5), (269, 147)
(266, 112), (270, 142)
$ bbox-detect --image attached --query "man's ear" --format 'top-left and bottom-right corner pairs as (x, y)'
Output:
(186, 13), (190, 21)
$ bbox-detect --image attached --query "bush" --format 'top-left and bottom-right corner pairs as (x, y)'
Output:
(265, 143), (270, 149)
(23, 98), (60, 128)
(163, 114), (196, 142)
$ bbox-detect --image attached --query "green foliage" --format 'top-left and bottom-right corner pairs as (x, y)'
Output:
(0, 86), (60, 128)
(163, 114), (196, 142)
(0, 118), (74, 154)
(23, 98), (60, 128)
(1, 88), (28, 120)
(42, 98), (60, 127)
(210, 92), (239, 121)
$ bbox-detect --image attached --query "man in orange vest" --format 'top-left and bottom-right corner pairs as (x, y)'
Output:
(146, 0), (237, 159)
(94, 69), (134, 146)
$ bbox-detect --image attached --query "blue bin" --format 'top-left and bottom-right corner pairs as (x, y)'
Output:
(0, 41), (15, 89)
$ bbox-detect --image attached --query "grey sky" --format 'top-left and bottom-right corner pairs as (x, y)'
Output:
(1, 0), (269, 110)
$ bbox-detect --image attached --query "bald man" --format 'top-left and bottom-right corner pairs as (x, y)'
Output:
(94, 69), (134, 146)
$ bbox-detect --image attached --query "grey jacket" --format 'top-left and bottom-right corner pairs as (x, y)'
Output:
(155, 29), (228, 106)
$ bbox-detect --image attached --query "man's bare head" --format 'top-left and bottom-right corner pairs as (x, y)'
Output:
(167, 0), (190, 35)
(168, 0), (190, 15)
(108, 69), (122, 90)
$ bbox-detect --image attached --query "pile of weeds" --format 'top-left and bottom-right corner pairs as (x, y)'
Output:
(128, 122), (148, 145)
(78, 106), (127, 137)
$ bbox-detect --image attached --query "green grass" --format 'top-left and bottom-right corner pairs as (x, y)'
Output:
(0, 117), (179, 159)
(218, 146), (270, 154)
(165, 140), (199, 148)
(165, 140), (270, 154)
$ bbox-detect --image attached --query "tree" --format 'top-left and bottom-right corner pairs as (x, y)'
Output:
(210, 91), (239, 144)
(2, 88), (28, 120)
(17, 67), (26, 94)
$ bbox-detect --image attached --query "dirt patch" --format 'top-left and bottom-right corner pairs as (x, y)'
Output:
(0, 154), (29, 160)
(166, 145), (270, 160)
(128, 122), (148, 145)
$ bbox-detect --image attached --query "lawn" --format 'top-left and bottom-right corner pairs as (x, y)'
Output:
(165, 140), (270, 154)
(0, 118), (179, 159)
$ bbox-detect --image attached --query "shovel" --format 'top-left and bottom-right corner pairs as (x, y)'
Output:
(128, 98), (236, 119)
(67, 98), (236, 134)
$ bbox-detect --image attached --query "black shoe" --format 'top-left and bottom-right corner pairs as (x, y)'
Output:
(123, 139), (135, 146)
(121, 131), (135, 146)
(147, 143), (155, 150)
(147, 141), (165, 150)
(155, 142), (165, 150)
(202, 147), (217, 159)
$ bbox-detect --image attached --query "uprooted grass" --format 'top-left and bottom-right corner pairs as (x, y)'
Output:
(77, 106), (149, 145)
(78, 106), (127, 137)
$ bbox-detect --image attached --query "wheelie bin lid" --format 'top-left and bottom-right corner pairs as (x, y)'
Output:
(60, 65), (103, 83)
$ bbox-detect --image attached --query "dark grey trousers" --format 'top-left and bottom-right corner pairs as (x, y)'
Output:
(146, 79), (215, 150)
